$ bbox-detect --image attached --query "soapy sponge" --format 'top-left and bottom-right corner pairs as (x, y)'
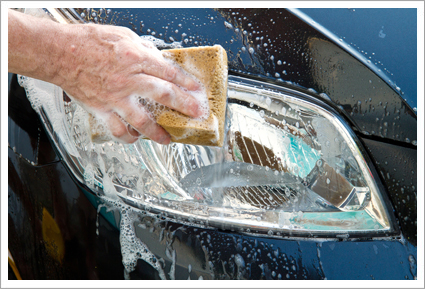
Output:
(89, 45), (228, 147)
(157, 45), (228, 146)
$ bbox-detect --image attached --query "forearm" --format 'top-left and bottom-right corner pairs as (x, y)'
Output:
(8, 9), (69, 85)
(8, 9), (203, 144)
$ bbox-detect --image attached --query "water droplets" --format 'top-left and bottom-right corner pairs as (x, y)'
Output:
(196, 177), (202, 186)
(224, 21), (233, 29)
(265, 97), (272, 106)
(118, 204), (166, 279)
(234, 253), (245, 268)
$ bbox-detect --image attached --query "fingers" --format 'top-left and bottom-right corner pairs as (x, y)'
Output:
(158, 59), (201, 91)
(107, 113), (140, 144)
(132, 44), (201, 92)
(108, 107), (171, 145)
(103, 26), (200, 92)
(135, 74), (204, 118)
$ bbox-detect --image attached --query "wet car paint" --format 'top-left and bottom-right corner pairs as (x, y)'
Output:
(360, 138), (417, 245)
(8, 8), (417, 280)
(299, 8), (417, 111)
(90, 8), (416, 145)
(7, 103), (417, 280)
(89, 6), (417, 242)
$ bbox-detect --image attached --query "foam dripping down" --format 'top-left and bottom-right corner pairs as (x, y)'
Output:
(100, 197), (167, 280)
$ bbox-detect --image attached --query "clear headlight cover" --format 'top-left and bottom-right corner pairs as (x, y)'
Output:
(19, 75), (394, 237)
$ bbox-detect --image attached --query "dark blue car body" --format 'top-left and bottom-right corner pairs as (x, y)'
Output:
(8, 8), (417, 280)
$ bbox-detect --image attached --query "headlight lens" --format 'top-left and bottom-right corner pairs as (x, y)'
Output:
(19, 74), (394, 237)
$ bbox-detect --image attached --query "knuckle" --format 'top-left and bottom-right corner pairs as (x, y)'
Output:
(164, 66), (177, 81)
(156, 89), (172, 104)
(132, 114), (150, 130)
(138, 53), (149, 64)
(125, 49), (138, 60)
(121, 26), (134, 36)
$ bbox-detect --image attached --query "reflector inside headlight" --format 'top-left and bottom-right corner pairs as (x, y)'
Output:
(19, 74), (394, 236)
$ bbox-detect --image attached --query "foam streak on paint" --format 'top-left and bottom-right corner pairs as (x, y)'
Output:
(96, 204), (108, 235)
(168, 249), (176, 280)
(118, 203), (166, 280)
(99, 196), (166, 280)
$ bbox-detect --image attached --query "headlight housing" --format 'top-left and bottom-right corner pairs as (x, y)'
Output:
(19, 74), (395, 238)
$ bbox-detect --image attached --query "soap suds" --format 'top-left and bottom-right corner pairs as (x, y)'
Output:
(19, 73), (168, 279)
(100, 197), (167, 280)
(139, 35), (183, 50)
(86, 34), (213, 144)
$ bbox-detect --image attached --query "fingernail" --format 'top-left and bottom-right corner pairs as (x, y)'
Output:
(128, 124), (141, 137)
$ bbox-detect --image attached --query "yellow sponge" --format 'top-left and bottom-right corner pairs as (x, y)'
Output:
(89, 45), (228, 147)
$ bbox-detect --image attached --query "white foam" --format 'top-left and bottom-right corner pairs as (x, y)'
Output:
(19, 74), (172, 279)
(180, 85), (210, 120)
(208, 114), (220, 144)
(133, 36), (216, 143)
(168, 248), (176, 280)
(134, 35), (211, 122)
(118, 202), (167, 279)
(18, 76), (82, 156)
(139, 35), (183, 49)
(162, 53), (210, 119)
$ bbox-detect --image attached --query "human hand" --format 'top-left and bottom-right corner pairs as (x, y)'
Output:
(56, 23), (203, 145)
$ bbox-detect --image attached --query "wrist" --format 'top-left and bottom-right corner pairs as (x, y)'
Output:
(50, 23), (85, 88)
(52, 23), (106, 95)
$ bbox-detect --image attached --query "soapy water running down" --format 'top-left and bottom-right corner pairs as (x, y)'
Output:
(18, 30), (394, 279)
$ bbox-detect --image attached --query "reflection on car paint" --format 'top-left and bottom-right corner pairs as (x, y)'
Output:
(82, 7), (416, 145)
(93, 197), (416, 280)
(8, 8), (417, 280)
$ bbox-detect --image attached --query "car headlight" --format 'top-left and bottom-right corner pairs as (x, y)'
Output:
(18, 74), (395, 237)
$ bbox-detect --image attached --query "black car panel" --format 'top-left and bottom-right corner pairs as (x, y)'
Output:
(8, 8), (417, 280)
(82, 8), (417, 145)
